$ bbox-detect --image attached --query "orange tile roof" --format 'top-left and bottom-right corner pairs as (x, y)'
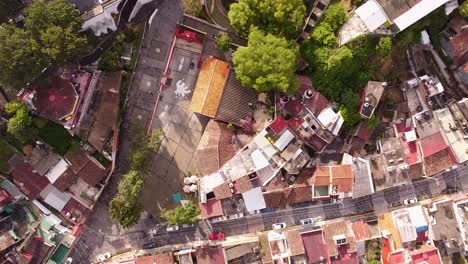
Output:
(313, 166), (331, 186)
(190, 58), (229, 117)
(285, 229), (305, 256)
(155, 252), (174, 263)
(331, 165), (354, 193)
(135, 255), (153, 264)
(351, 220), (372, 241)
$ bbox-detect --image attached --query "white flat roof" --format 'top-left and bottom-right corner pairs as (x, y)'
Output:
(242, 187), (266, 212)
(393, 0), (450, 31)
(355, 0), (388, 32)
(43, 185), (72, 211)
(318, 107), (339, 128)
(274, 130), (294, 151)
(45, 159), (69, 184)
(251, 149), (270, 170)
(405, 130), (417, 142)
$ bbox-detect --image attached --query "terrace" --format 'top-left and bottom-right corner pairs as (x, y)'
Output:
(434, 107), (468, 163)
(359, 81), (386, 119)
(428, 199), (462, 254)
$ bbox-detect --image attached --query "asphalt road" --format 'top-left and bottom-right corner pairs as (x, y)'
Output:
(139, 162), (468, 246)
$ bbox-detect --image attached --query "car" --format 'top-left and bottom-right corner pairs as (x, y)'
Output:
(166, 225), (179, 232)
(299, 218), (315, 226)
(182, 223), (195, 229)
(64, 257), (73, 264)
(142, 242), (158, 250)
(445, 186), (460, 194)
(96, 252), (111, 262)
(209, 232), (225, 241)
(272, 223), (287, 230)
(403, 197), (418, 205)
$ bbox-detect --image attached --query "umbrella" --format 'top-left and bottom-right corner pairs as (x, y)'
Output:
(184, 177), (192, 185)
(183, 185), (191, 193)
(189, 184), (198, 192)
(189, 175), (198, 184)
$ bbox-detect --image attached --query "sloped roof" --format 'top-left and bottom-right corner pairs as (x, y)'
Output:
(155, 253), (174, 264)
(21, 236), (52, 264)
(64, 148), (106, 187)
(11, 163), (49, 199)
(215, 70), (257, 125)
(302, 230), (329, 264)
(190, 58), (229, 117)
(52, 167), (79, 192)
(285, 229), (305, 256)
(200, 199), (224, 219)
(196, 246), (226, 264)
(351, 220), (372, 241)
(331, 165), (354, 193)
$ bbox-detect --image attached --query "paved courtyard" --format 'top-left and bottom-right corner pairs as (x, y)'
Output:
(141, 40), (209, 215)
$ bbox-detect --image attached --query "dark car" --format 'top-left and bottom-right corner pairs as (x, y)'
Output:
(445, 186), (460, 194)
(142, 242), (158, 250)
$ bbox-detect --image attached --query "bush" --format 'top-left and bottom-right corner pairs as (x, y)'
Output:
(160, 201), (201, 225)
(215, 33), (232, 52)
(377, 37), (392, 57)
(183, 0), (202, 16)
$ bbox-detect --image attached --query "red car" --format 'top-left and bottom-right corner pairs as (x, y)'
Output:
(209, 232), (225, 241)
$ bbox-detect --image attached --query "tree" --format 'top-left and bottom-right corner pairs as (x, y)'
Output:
(233, 28), (299, 94)
(310, 23), (336, 47)
(376, 37), (392, 57)
(5, 101), (36, 144)
(0, 24), (48, 87)
(228, 0), (306, 38)
(0, 0), (86, 89)
(460, 1), (468, 18)
(183, 0), (202, 16)
(321, 3), (346, 32)
(109, 196), (143, 228)
(215, 33), (232, 52)
(160, 201), (201, 225)
(118, 170), (144, 197)
(128, 126), (162, 171)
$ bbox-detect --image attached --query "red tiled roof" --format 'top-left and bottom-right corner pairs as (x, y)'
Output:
(388, 251), (405, 264)
(332, 246), (359, 264)
(33, 76), (78, 122)
(294, 168), (315, 187)
(21, 236), (52, 264)
(331, 165), (354, 193)
(155, 252), (174, 264)
(65, 149), (89, 174)
(135, 256), (153, 264)
(401, 138), (420, 165)
(76, 157), (106, 187)
(354, 122), (373, 141)
(270, 116), (289, 134)
(381, 238), (392, 264)
(62, 198), (92, 223)
(307, 134), (328, 152)
(11, 163), (49, 199)
(196, 246), (226, 264)
(410, 245), (442, 264)
(450, 30), (468, 66)
(419, 132), (448, 158)
(235, 175), (254, 193)
(52, 167), (79, 192)
(200, 199), (224, 219)
(301, 230), (330, 264)
(351, 220), (372, 241)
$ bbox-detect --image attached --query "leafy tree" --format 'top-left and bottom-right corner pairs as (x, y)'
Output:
(109, 196), (143, 228)
(376, 37), (392, 57)
(233, 28), (299, 94)
(215, 33), (232, 52)
(228, 0), (306, 38)
(0, 0), (85, 89)
(128, 126), (162, 171)
(0, 24), (48, 87)
(160, 201), (201, 225)
(310, 23), (336, 47)
(365, 115), (378, 129)
(5, 101), (36, 144)
(321, 3), (347, 32)
(118, 170), (144, 197)
(460, 1), (468, 18)
(183, 0), (202, 16)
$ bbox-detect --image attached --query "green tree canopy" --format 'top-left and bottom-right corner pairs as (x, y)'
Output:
(233, 28), (299, 94)
(376, 37), (392, 58)
(460, 1), (468, 18)
(183, 0), (202, 16)
(160, 201), (201, 225)
(228, 0), (306, 38)
(215, 33), (232, 52)
(5, 101), (36, 144)
(321, 3), (346, 32)
(0, 0), (86, 88)
(109, 196), (143, 228)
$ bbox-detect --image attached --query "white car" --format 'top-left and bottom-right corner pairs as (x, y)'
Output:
(272, 223), (287, 230)
(403, 197), (418, 205)
(166, 225), (180, 232)
(299, 218), (315, 226)
(96, 252), (111, 262)
(64, 257), (73, 264)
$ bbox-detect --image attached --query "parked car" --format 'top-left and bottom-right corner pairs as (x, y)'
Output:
(96, 252), (111, 262)
(142, 242), (158, 250)
(209, 232), (225, 241)
(272, 223), (287, 230)
(64, 257), (73, 264)
(182, 223), (195, 229)
(166, 225), (179, 232)
(403, 197), (418, 205)
(445, 186), (460, 194)
(299, 218), (315, 226)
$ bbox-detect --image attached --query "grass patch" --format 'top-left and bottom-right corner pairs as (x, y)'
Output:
(0, 140), (16, 174)
(34, 117), (76, 155)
